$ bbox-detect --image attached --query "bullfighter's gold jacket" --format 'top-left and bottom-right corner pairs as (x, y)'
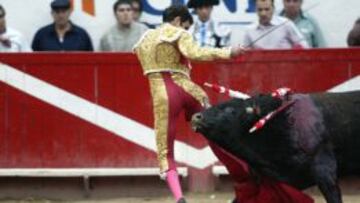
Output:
(133, 23), (231, 77)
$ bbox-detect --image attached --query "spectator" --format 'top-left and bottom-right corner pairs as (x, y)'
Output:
(243, 0), (309, 49)
(187, 0), (231, 48)
(0, 5), (31, 52)
(131, 0), (141, 22)
(280, 0), (326, 48)
(347, 18), (360, 47)
(32, 0), (93, 51)
(99, 0), (148, 52)
(131, 0), (154, 28)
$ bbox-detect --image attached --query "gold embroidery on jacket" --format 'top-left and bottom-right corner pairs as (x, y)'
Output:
(134, 23), (231, 78)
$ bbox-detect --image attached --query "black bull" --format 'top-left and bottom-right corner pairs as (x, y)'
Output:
(192, 91), (360, 203)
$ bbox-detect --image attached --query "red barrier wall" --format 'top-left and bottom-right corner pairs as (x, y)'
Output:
(0, 49), (359, 190)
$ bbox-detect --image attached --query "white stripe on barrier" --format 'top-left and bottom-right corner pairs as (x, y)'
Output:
(328, 75), (360, 92)
(0, 63), (357, 171)
(0, 63), (218, 170)
(212, 166), (229, 176)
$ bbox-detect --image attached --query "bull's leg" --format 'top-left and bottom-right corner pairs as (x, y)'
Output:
(312, 148), (342, 203)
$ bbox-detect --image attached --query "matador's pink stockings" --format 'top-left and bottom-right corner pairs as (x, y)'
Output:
(166, 169), (183, 201)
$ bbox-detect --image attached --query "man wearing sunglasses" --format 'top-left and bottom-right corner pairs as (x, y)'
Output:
(280, 0), (326, 48)
(100, 0), (148, 52)
(0, 5), (31, 52)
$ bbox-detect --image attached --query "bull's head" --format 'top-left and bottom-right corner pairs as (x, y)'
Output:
(192, 99), (248, 141)
(191, 95), (282, 141)
(192, 95), (288, 181)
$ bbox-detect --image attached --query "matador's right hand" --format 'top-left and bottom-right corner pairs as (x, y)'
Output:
(230, 45), (247, 58)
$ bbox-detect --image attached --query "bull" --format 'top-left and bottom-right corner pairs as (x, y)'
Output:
(192, 91), (360, 203)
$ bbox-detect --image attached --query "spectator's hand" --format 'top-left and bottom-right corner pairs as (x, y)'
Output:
(230, 45), (247, 58)
(0, 36), (11, 48)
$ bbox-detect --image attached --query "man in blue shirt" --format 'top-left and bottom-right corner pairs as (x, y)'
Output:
(32, 0), (93, 51)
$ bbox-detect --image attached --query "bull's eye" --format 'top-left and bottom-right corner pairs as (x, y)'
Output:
(245, 106), (261, 115)
(246, 107), (254, 114)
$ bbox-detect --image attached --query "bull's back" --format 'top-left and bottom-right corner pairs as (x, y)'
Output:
(311, 91), (360, 173)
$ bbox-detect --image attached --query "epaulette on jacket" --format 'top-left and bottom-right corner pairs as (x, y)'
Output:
(160, 24), (185, 43)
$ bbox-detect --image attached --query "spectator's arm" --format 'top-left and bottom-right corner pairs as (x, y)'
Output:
(287, 21), (309, 48)
(177, 31), (231, 61)
(310, 17), (327, 48)
(85, 32), (93, 51)
(20, 35), (32, 52)
(14, 32), (32, 52)
(140, 24), (149, 34)
(243, 30), (253, 49)
(99, 35), (109, 51)
(31, 32), (41, 51)
(222, 32), (231, 47)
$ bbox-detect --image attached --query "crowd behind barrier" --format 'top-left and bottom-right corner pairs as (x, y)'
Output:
(0, 0), (359, 53)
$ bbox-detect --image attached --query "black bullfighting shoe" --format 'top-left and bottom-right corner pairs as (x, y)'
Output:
(177, 197), (187, 203)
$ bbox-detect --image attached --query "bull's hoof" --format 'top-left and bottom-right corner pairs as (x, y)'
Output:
(177, 197), (187, 203)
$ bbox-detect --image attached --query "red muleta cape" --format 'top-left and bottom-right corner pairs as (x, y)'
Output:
(209, 142), (314, 203)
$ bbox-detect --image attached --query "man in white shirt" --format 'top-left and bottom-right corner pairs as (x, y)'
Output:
(243, 0), (309, 49)
(0, 5), (31, 52)
(187, 0), (231, 48)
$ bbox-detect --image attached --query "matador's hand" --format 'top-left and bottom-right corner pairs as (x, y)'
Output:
(230, 45), (247, 58)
